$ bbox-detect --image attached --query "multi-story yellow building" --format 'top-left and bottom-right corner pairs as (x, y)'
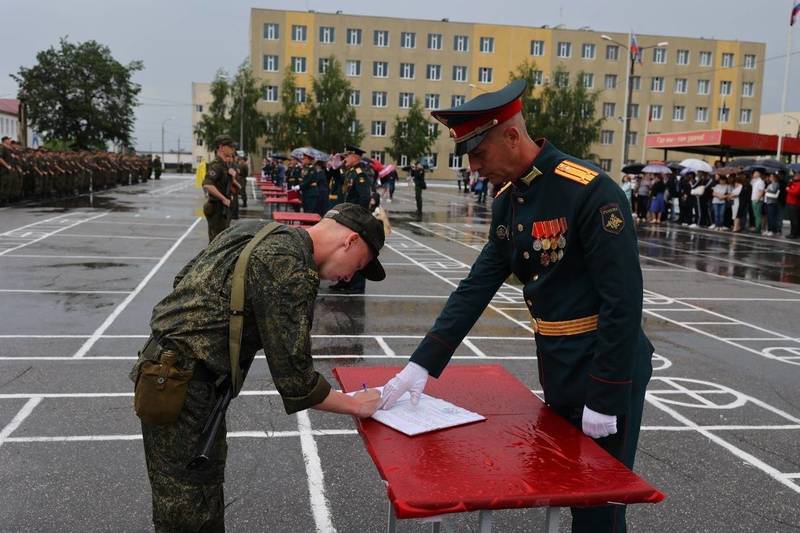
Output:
(245, 8), (765, 176)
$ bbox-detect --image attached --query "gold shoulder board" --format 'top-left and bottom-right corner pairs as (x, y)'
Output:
(554, 160), (598, 186)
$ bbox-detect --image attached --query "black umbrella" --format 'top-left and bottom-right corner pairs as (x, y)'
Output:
(789, 163), (800, 173)
(730, 158), (787, 173)
(621, 163), (645, 174)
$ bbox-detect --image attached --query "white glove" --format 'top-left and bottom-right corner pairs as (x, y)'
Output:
(380, 362), (429, 410)
(292, 185), (300, 191)
(581, 406), (617, 439)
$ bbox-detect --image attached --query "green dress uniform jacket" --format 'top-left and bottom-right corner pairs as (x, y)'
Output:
(344, 165), (372, 209)
(300, 164), (320, 212)
(410, 140), (653, 418)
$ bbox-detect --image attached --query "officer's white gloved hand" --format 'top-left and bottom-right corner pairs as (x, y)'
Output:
(292, 185), (300, 191)
(581, 406), (617, 439)
(380, 362), (429, 410)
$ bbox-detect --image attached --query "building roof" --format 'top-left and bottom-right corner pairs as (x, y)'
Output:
(645, 129), (800, 157)
(0, 98), (19, 116)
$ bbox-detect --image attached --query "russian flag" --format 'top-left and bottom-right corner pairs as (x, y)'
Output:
(793, 0), (800, 26)
(630, 34), (643, 64)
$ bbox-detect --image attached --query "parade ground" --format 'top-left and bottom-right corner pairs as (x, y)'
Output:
(0, 176), (799, 532)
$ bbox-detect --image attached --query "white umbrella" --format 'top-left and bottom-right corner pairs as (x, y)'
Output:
(678, 158), (713, 173)
(641, 164), (672, 174)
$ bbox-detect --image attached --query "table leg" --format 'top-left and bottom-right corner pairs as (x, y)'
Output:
(386, 506), (397, 533)
(544, 507), (560, 533)
(478, 510), (492, 533)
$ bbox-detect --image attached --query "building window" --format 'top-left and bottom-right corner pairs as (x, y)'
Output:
(371, 121), (386, 136)
(373, 61), (388, 78)
(294, 87), (307, 103)
(263, 86), (278, 102)
(480, 37), (494, 53)
(651, 76), (664, 92)
(399, 92), (414, 108)
(602, 102), (616, 118)
(600, 130), (614, 145)
(604, 74), (617, 89)
(599, 159), (612, 172)
(630, 76), (641, 91)
(557, 41), (571, 58)
(263, 23), (279, 40)
(372, 91), (387, 107)
(319, 26), (335, 44)
(532, 70), (544, 85)
(742, 82), (754, 98)
(349, 90), (361, 106)
(653, 48), (667, 64)
(428, 33), (442, 50)
(672, 105), (686, 121)
(347, 120), (359, 135)
(718, 106), (730, 122)
(676, 49), (690, 65)
(452, 65), (468, 82)
(318, 57), (330, 74)
(606, 45), (619, 61)
(401, 31), (416, 48)
(424, 152), (438, 168)
(582, 43), (596, 60)
(427, 123), (439, 137)
(555, 70), (569, 87)
(346, 59), (361, 77)
(370, 151), (386, 164)
(739, 109), (752, 124)
(478, 67), (493, 84)
(400, 62), (416, 79)
(448, 153), (462, 168)
(720, 80), (732, 96)
(454, 35), (469, 52)
(675, 78), (688, 94)
(650, 104), (663, 121)
(374, 30), (389, 47)
(699, 51), (712, 67)
(426, 64), (441, 81)
(291, 56), (307, 73)
(424, 93), (440, 110)
(582, 73), (594, 88)
(721, 53), (734, 68)
(195, 104), (203, 112)
(697, 79), (710, 95)
(347, 28), (362, 45)
(292, 25), (307, 42)
(451, 94), (465, 107)
(263, 54), (278, 72)
(531, 40), (544, 56)
(744, 54), (757, 69)
(628, 103), (639, 119)
(695, 107), (709, 123)
(196, 138), (203, 147)
(627, 131), (638, 146)
(399, 155), (409, 167)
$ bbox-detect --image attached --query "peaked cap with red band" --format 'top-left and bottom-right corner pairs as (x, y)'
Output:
(431, 79), (527, 156)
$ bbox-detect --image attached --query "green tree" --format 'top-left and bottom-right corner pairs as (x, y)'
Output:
(193, 69), (232, 151)
(305, 56), (364, 153)
(12, 37), (142, 150)
(265, 67), (308, 152)
(228, 61), (268, 155)
(386, 99), (438, 164)
(510, 63), (602, 159)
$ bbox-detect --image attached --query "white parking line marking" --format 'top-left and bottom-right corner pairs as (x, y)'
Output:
(0, 397), (42, 449)
(297, 410), (338, 533)
(0, 212), (110, 256)
(0, 254), (161, 261)
(0, 289), (131, 295)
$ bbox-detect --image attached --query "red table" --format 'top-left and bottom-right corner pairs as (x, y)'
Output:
(272, 211), (321, 226)
(264, 196), (301, 210)
(334, 365), (663, 532)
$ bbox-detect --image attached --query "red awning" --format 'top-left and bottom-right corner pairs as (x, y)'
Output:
(645, 129), (800, 157)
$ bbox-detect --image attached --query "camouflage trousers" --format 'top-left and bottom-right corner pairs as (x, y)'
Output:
(141, 379), (228, 533)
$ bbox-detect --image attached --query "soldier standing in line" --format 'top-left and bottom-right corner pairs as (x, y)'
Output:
(299, 151), (320, 214)
(411, 161), (427, 218)
(202, 135), (236, 242)
(153, 155), (163, 180)
(380, 80), (654, 533)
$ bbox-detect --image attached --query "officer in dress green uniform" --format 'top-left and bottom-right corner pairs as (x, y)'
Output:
(202, 135), (236, 242)
(343, 145), (372, 210)
(380, 80), (654, 533)
(299, 151), (320, 213)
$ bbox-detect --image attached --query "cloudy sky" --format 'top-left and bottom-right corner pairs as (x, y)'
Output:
(1, 0), (798, 151)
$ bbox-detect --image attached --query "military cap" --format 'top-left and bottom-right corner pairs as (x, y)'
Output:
(213, 135), (236, 149)
(344, 145), (366, 157)
(431, 79), (527, 156)
(324, 203), (386, 281)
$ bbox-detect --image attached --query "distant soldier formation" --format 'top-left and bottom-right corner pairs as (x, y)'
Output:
(0, 136), (158, 205)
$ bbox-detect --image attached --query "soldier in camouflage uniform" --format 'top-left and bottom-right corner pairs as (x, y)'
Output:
(130, 203), (386, 532)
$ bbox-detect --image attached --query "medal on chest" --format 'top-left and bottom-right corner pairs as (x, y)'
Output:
(532, 217), (568, 265)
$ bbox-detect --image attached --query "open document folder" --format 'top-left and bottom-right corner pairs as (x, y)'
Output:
(352, 387), (486, 436)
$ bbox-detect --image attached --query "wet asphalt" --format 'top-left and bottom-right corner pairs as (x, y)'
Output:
(0, 175), (798, 532)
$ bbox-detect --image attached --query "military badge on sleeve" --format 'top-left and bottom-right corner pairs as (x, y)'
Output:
(496, 225), (508, 239)
(600, 204), (625, 234)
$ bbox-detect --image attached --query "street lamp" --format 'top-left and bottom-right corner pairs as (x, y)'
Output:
(601, 34), (668, 172)
(161, 116), (174, 163)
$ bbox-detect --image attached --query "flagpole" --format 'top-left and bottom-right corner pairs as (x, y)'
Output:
(777, 0), (795, 159)
(642, 110), (649, 162)
(620, 30), (632, 174)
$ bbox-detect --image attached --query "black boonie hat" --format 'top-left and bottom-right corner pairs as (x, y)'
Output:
(213, 135), (236, 149)
(344, 144), (366, 157)
(324, 203), (386, 281)
(431, 79), (527, 156)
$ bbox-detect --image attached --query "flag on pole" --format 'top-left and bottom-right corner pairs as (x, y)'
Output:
(792, 0), (800, 25)
(630, 34), (643, 64)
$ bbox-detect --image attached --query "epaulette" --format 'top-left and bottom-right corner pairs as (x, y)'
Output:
(554, 159), (598, 186)
(494, 181), (513, 198)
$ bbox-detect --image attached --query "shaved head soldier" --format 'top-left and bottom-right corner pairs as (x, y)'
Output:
(380, 80), (654, 533)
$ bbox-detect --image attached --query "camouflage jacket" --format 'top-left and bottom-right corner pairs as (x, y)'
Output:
(143, 221), (330, 414)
